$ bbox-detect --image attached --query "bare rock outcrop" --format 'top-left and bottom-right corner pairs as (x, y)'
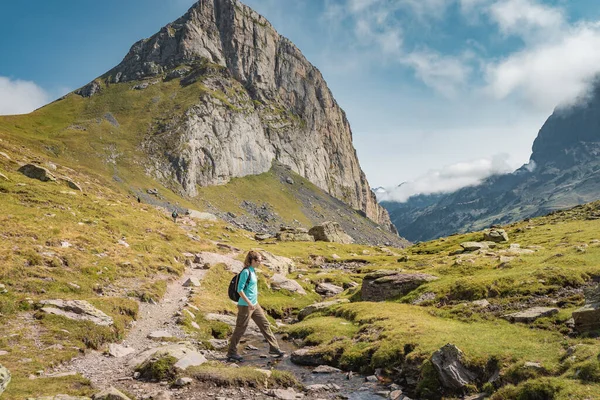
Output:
(361, 271), (438, 302)
(309, 222), (354, 244)
(38, 300), (114, 326)
(82, 0), (396, 232)
(573, 285), (600, 332)
(430, 344), (478, 390)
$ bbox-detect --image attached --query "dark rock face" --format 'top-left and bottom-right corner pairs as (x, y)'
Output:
(18, 164), (56, 182)
(430, 344), (478, 390)
(573, 285), (600, 332)
(75, 0), (395, 233)
(383, 85), (600, 242)
(361, 271), (438, 302)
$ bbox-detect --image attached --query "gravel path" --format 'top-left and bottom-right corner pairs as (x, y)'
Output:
(54, 265), (208, 389)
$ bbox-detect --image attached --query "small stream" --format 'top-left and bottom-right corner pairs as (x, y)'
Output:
(239, 334), (395, 400)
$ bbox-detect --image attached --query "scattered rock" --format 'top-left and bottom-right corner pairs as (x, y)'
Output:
(0, 364), (10, 396)
(297, 299), (350, 321)
(108, 344), (135, 358)
(431, 344), (477, 390)
(128, 343), (207, 371)
(27, 396), (90, 400)
(183, 277), (201, 287)
(92, 387), (131, 400)
(472, 299), (490, 308)
(484, 229), (509, 243)
(18, 164), (56, 182)
(313, 365), (341, 374)
(209, 339), (229, 350)
(268, 388), (304, 399)
(502, 307), (559, 323)
(173, 377), (193, 387)
(276, 227), (314, 242)
(315, 282), (344, 297)
(255, 233), (274, 241)
(270, 274), (307, 295)
(260, 251), (296, 275)
(38, 300), (113, 326)
(147, 331), (174, 340)
(309, 221), (354, 244)
(63, 178), (83, 191)
(305, 383), (340, 392)
(331, 254), (341, 260)
(361, 271), (438, 302)
(460, 242), (488, 252)
(285, 177), (294, 185)
(291, 348), (328, 366)
(573, 285), (600, 332)
(0, 284), (7, 294)
(0, 172), (8, 181)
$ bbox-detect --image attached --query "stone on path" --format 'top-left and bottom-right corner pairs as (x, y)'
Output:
(502, 307), (559, 323)
(128, 343), (207, 371)
(147, 330), (174, 340)
(92, 387), (132, 400)
(174, 377), (193, 387)
(187, 210), (219, 221)
(108, 344), (135, 358)
(38, 300), (113, 326)
(313, 365), (341, 374)
(183, 277), (201, 287)
(268, 388), (305, 399)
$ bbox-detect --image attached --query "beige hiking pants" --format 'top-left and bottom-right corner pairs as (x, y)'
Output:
(227, 304), (279, 357)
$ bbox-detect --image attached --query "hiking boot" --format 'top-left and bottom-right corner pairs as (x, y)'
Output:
(269, 349), (286, 358)
(227, 354), (244, 362)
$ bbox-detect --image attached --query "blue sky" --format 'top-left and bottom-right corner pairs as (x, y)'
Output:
(2, 0), (600, 199)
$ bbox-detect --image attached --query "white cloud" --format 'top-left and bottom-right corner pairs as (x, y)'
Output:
(0, 77), (50, 115)
(489, 0), (565, 39)
(377, 154), (514, 202)
(402, 50), (473, 97)
(485, 22), (600, 109)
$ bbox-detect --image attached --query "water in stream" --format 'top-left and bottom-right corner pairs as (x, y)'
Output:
(239, 334), (397, 400)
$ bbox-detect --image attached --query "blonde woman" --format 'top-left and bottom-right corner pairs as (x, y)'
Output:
(227, 250), (285, 362)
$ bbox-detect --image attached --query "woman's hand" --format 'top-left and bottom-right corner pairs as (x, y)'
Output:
(248, 303), (256, 312)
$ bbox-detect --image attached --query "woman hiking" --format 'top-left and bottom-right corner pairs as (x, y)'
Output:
(227, 250), (285, 362)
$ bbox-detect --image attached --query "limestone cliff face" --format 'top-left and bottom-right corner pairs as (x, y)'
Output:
(97, 0), (395, 232)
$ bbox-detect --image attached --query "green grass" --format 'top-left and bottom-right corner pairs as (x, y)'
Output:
(188, 362), (300, 388)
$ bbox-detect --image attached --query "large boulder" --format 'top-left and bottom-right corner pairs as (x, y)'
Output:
(573, 285), (600, 332)
(18, 164), (56, 182)
(291, 348), (329, 366)
(483, 229), (509, 243)
(270, 274), (307, 295)
(276, 227), (314, 242)
(431, 344), (478, 390)
(361, 271), (438, 302)
(298, 299), (350, 321)
(309, 222), (354, 244)
(38, 300), (113, 326)
(502, 307), (559, 323)
(0, 364), (10, 396)
(260, 251), (295, 275)
(315, 282), (344, 297)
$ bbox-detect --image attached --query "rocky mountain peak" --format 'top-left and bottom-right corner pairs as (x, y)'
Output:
(75, 0), (397, 233)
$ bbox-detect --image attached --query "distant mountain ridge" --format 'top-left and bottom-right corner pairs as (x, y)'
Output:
(382, 87), (600, 242)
